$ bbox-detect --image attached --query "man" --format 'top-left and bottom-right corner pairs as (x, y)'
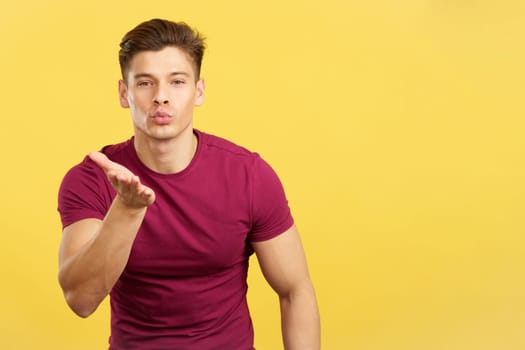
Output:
(57, 18), (319, 350)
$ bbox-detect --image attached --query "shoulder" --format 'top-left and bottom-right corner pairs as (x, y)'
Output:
(63, 138), (133, 179)
(195, 130), (283, 180)
(57, 140), (132, 227)
(60, 137), (133, 196)
(196, 129), (258, 160)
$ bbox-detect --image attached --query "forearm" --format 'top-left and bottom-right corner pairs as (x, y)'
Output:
(59, 197), (147, 317)
(280, 282), (320, 350)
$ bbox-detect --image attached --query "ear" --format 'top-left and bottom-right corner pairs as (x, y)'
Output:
(118, 80), (130, 108)
(194, 78), (205, 106)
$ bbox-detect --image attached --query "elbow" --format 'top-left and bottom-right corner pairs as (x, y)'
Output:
(63, 290), (98, 318)
(58, 273), (99, 318)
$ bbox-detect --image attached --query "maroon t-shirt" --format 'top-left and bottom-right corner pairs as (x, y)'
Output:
(58, 130), (294, 350)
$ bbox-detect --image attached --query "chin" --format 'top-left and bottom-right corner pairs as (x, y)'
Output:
(150, 129), (187, 140)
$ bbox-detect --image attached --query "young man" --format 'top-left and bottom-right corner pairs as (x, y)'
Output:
(57, 19), (319, 350)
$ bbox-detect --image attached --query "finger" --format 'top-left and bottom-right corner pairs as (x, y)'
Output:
(131, 175), (141, 188)
(104, 167), (155, 207)
(132, 178), (151, 199)
(120, 175), (143, 195)
(139, 188), (156, 205)
(105, 170), (119, 188)
(107, 170), (133, 191)
(136, 185), (151, 197)
(88, 151), (114, 173)
(107, 170), (127, 185)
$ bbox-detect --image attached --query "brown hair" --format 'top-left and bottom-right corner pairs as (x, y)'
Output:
(119, 18), (206, 82)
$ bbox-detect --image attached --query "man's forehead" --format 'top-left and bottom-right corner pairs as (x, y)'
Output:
(130, 47), (193, 66)
(127, 48), (197, 79)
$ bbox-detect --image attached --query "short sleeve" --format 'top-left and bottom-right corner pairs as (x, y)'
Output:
(57, 157), (114, 228)
(249, 155), (294, 242)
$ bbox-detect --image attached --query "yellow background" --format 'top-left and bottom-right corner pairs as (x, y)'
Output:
(1, 1), (524, 349)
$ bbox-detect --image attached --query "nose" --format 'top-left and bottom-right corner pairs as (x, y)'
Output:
(154, 97), (169, 105)
(153, 85), (169, 105)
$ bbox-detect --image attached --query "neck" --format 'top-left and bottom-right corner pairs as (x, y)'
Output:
(133, 128), (197, 174)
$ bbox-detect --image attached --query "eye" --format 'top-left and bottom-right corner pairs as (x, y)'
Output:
(137, 80), (153, 87)
(171, 79), (185, 86)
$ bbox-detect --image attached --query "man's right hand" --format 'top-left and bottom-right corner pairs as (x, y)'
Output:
(59, 152), (155, 317)
(89, 151), (155, 208)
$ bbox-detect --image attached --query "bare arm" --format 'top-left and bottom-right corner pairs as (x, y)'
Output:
(252, 225), (320, 349)
(58, 152), (155, 317)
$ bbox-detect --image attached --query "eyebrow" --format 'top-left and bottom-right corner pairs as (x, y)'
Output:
(133, 72), (191, 80)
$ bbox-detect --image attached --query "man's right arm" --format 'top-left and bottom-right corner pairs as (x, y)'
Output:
(58, 152), (155, 317)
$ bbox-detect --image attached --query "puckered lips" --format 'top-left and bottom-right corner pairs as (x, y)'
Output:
(151, 110), (173, 125)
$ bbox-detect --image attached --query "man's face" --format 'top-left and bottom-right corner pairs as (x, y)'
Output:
(119, 46), (204, 142)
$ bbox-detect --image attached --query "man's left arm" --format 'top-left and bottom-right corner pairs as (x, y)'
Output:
(252, 224), (320, 349)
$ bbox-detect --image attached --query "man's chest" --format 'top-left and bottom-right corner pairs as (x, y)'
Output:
(125, 187), (252, 277)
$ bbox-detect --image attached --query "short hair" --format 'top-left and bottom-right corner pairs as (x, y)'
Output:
(119, 18), (206, 82)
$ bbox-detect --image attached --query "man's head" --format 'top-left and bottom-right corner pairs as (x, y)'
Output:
(119, 19), (205, 83)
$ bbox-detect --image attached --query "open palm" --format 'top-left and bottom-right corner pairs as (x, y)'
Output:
(88, 151), (156, 208)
